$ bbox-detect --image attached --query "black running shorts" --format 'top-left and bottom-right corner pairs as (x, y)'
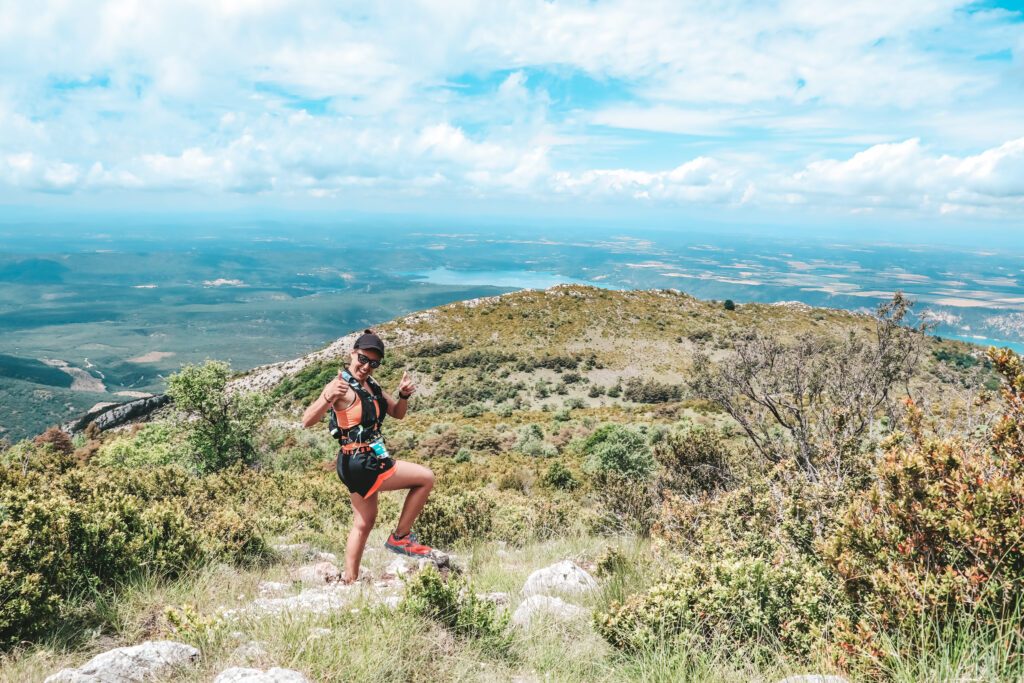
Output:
(337, 449), (396, 497)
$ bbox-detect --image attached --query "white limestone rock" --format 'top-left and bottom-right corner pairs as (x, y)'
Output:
(257, 581), (291, 596)
(512, 595), (587, 628)
(214, 667), (311, 683)
(44, 640), (199, 683)
(231, 641), (267, 663)
(224, 583), (357, 618)
(290, 561), (340, 585)
(521, 560), (597, 597)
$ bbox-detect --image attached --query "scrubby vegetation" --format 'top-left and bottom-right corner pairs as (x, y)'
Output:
(2, 286), (1022, 681)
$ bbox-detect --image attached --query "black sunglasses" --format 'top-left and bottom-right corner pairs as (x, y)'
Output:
(356, 352), (382, 369)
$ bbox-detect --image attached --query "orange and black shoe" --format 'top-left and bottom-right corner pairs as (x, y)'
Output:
(385, 530), (433, 557)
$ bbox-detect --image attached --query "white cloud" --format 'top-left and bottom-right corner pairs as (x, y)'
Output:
(552, 156), (746, 203)
(785, 137), (1024, 213)
(0, 1), (1020, 220)
(2, 152), (82, 193)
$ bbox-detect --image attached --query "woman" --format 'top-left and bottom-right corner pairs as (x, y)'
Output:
(302, 329), (436, 583)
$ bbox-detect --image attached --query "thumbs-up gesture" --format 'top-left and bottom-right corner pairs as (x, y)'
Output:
(322, 370), (351, 406)
(397, 370), (416, 399)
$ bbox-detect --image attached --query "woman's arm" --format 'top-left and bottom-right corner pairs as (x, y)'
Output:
(385, 370), (416, 419)
(302, 373), (352, 428)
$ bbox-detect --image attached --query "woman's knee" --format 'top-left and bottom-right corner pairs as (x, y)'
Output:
(352, 510), (377, 534)
(421, 468), (435, 491)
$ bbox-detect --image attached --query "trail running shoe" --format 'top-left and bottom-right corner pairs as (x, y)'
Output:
(385, 531), (433, 557)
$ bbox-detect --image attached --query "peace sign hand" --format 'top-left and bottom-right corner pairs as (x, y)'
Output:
(397, 370), (417, 399)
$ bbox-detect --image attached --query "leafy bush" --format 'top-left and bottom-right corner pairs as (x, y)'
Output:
(432, 349), (517, 371)
(590, 472), (658, 536)
(543, 461), (579, 490)
(516, 353), (581, 371)
(93, 423), (186, 468)
(932, 347), (982, 369)
(402, 566), (512, 655)
(410, 340), (463, 357)
(623, 378), (684, 404)
(597, 556), (835, 658)
(582, 424), (653, 479)
(167, 360), (271, 473)
(461, 402), (485, 418)
(827, 396), (1024, 660)
(515, 424), (556, 458)
(1, 438), (75, 475)
(0, 452), (350, 647)
(652, 424), (733, 496)
(414, 491), (496, 548)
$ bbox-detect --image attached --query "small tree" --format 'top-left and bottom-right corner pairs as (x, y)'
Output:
(723, 299), (736, 311)
(167, 360), (271, 473)
(691, 292), (923, 483)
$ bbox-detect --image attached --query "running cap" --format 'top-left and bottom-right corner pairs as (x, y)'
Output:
(354, 329), (385, 356)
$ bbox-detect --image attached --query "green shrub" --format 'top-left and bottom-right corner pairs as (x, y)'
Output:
(653, 425), (733, 496)
(1, 438), (75, 475)
(93, 423), (186, 469)
(402, 566), (512, 655)
(583, 424), (653, 479)
(409, 340), (463, 357)
(543, 461), (579, 491)
(827, 398), (1024, 660)
(597, 556), (835, 658)
(515, 424), (556, 457)
(623, 378), (684, 404)
(590, 472), (658, 536)
(461, 403), (485, 418)
(414, 491), (496, 548)
(0, 458), (350, 647)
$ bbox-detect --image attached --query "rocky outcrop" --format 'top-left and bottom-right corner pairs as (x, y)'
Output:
(44, 640), (198, 682)
(61, 394), (169, 435)
(521, 560), (597, 597)
(512, 560), (597, 630)
(512, 595), (587, 628)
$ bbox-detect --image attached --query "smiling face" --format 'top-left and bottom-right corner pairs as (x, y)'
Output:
(348, 347), (382, 382)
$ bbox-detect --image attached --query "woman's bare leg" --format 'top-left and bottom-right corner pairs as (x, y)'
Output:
(345, 491), (378, 581)
(378, 460), (434, 537)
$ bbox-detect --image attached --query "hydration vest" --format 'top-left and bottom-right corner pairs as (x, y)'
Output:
(328, 370), (387, 446)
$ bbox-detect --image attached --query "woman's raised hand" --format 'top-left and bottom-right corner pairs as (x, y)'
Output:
(322, 371), (351, 405)
(398, 370), (416, 398)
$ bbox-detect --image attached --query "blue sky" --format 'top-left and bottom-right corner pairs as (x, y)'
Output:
(0, 1), (1022, 227)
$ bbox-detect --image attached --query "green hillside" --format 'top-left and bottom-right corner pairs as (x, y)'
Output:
(2, 286), (1019, 682)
